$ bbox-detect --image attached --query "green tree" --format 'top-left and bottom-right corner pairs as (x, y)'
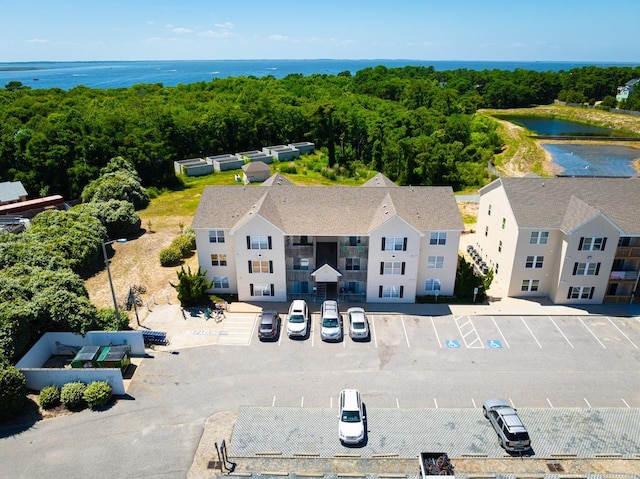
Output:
(72, 200), (141, 238)
(0, 366), (27, 420)
(81, 170), (150, 210)
(170, 266), (212, 307)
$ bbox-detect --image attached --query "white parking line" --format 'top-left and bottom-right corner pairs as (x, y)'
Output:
(301, 396), (304, 407)
(578, 317), (606, 349)
(401, 315), (411, 348)
(396, 398), (400, 408)
(490, 316), (510, 348)
(330, 396), (333, 408)
(471, 398), (477, 408)
(455, 315), (484, 348)
(431, 317), (442, 348)
(371, 315), (378, 348)
(607, 317), (638, 349)
(546, 398), (554, 408)
(548, 316), (574, 349)
(621, 398), (630, 408)
(520, 317), (542, 348)
(433, 398), (438, 408)
(272, 395), (276, 407)
(584, 398), (592, 408)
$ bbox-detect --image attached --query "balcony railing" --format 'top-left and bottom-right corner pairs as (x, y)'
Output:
(339, 245), (368, 258)
(615, 246), (640, 258)
(609, 270), (639, 281)
(341, 270), (368, 282)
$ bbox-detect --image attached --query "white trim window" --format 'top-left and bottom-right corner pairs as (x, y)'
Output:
(427, 256), (444, 269)
(521, 279), (539, 292)
(530, 231), (549, 245)
(247, 235), (271, 250)
(382, 237), (406, 251)
(345, 257), (360, 271)
(379, 285), (404, 298)
(249, 260), (273, 273)
(293, 257), (310, 270)
(212, 276), (229, 288)
(573, 262), (600, 276)
(429, 232), (447, 245)
(209, 230), (225, 243)
(211, 254), (227, 266)
(382, 261), (405, 275)
(568, 286), (594, 300)
(525, 255), (544, 268)
(250, 283), (274, 297)
(424, 279), (441, 292)
(579, 237), (606, 251)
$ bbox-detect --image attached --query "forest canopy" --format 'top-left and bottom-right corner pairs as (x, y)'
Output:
(2, 65), (640, 198)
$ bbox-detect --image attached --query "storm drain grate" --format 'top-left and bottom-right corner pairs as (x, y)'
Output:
(207, 460), (222, 470)
(547, 462), (564, 472)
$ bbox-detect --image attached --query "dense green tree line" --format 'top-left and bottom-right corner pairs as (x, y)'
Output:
(3, 65), (637, 199)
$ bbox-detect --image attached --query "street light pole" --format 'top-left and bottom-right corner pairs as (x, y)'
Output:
(101, 238), (127, 323)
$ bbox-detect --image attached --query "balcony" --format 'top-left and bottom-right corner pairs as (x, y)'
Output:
(339, 244), (368, 258)
(341, 270), (368, 282)
(609, 270), (639, 281)
(615, 246), (640, 259)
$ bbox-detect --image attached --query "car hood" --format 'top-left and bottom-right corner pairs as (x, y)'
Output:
(287, 321), (306, 332)
(321, 325), (340, 335)
(339, 421), (364, 438)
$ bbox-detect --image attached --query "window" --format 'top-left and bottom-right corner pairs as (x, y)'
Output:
(427, 256), (444, 269)
(501, 218), (506, 229)
(379, 285), (404, 298)
(498, 240), (502, 253)
(213, 276), (229, 288)
(488, 204), (492, 216)
(343, 281), (360, 293)
(424, 279), (441, 292)
(579, 237), (606, 251)
(250, 283), (274, 297)
(429, 232), (447, 245)
(346, 257), (360, 271)
(211, 254), (227, 266)
(293, 235), (309, 245)
(573, 262), (600, 276)
(568, 286), (594, 300)
(348, 236), (361, 246)
(525, 255), (544, 268)
(293, 257), (310, 270)
(292, 281), (309, 294)
(247, 235), (271, 250)
(209, 230), (225, 243)
(382, 237), (406, 251)
(249, 260), (272, 273)
(530, 231), (549, 245)
(381, 261), (405, 275)
(521, 279), (539, 292)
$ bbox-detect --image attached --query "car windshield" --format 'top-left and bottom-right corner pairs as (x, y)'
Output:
(323, 318), (339, 327)
(352, 321), (366, 330)
(260, 322), (273, 330)
(341, 410), (361, 423)
(289, 314), (304, 323)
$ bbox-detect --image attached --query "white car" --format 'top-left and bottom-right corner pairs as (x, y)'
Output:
(347, 307), (369, 340)
(338, 389), (365, 445)
(286, 299), (309, 338)
(320, 300), (342, 341)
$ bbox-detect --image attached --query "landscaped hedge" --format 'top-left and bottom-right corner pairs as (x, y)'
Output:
(159, 245), (183, 266)
(83, 381), (112, 410)
(60, 382), (87, 410)
(0, 366), (27, 420)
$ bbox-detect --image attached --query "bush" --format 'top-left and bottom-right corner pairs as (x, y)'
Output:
(0, 366), (27, 420)
(83, 381), (112, 410)
(159, 245), (182, 266)
(172, 234), (194, 257)
(182, 226), (196, 249)
(60, 382), (87, 410)
(39, 385), (61, 410)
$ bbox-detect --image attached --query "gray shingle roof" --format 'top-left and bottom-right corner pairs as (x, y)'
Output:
(0, 181), (28, 203)
(486, 177), (640, 234)
(261, 173), (293, 186)
(361, 173), (398, 187)
(192, 184), (463, 234)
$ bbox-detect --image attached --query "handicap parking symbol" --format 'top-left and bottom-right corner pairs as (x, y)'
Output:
(487, 339), (503, 349)
(446, 339), (460, 348)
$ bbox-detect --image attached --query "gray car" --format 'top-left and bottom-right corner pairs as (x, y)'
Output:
(320, 300), (342, 341)
(483, 398), (531, 452)
(347, 307), (369, 340)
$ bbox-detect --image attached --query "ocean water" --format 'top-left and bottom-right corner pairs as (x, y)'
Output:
(1, 59), (638, 90)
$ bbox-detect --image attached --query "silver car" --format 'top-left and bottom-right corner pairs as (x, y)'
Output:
(347, 307), (369, 340)
(483, 398), (531, 452)
(320, 300), (342, 341)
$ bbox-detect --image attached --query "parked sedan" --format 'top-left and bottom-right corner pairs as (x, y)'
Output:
(320, 300), (342, 341)
(257, 310), (281, 341)
(347, 307), (369, 340)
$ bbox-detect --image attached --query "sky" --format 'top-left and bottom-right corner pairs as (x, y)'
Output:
(1, 0), (639, 63)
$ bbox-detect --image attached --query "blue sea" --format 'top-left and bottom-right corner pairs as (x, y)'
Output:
(1, 59), (638, 90)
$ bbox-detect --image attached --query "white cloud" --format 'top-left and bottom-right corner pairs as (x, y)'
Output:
(199, 30), (231, 38)
(268, 34), (299, 43)
(214, 22), (234, 30)
(27, 38), (49, 44)
(172, 27), (193, 34)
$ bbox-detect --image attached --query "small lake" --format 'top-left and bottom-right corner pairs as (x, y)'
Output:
(542, 144), (639, 176)
(497, 115), (627, 137)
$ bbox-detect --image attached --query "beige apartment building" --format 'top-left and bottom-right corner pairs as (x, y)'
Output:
(191, 173), (463, 303)
(475, 177), (640, 304)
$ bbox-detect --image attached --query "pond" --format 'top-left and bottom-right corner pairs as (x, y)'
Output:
(541, 143), (639, 176)
(496, 115), (628, 137)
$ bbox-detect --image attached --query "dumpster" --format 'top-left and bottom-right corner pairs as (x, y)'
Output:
(97, 345), (131, 373)
(70, 345), (101, 369)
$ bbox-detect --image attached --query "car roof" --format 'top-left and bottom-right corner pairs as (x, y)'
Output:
(340, 389), (360, 409)
(484, 398), (510, 410)
(290, 300), (306, 310)
(260, 311), (278, 322)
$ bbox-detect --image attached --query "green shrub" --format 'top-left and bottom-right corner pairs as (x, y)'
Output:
(83, 381), (112, 410)
(182, 227), (196, 249)
(0, 366), (27, 420)
(279, 163), (297, 174)
(39, 385), (61, 410)
(60, 382), (87, 410)
(159, 245), (182, 266)
(172, 234), (193, 257)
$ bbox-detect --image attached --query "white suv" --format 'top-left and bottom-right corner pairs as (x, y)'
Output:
(338, 389), (365, 445)
(286, 299), (309, 338)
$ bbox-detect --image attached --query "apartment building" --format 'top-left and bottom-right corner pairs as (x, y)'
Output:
(191, 174), (463, 303)
(475, 177), (640, 304)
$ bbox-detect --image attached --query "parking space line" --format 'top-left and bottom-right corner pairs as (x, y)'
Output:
(548, 316), (574, 349)
(471, 398), (477, 408)
(490, 316), (510, 348)
(520, 317), (542, 348)
(272, 395), (276, 407)
(622, 398), (630, 408)
(431, 317), (442, 349)
(400, 316), (410, 348)
(396, 398), (400, 408)
(371, 315), (378, 348)
(578, 317), (606, 349)
(547, 398), (554, 408)
(301, 396), (304, 407)
(455, 315), (484, 348)
(584, 398), (592, 408)
(330, 396), (333, 408)
(433, 398), (438, 408)
(607, 317), (638, 349)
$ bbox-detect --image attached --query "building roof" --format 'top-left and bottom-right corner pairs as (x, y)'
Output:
(480, 177), (640, 234)
(192, 184), (462, 235)
(0, 181), (28, 203)
(261, 173), (293, 186)
(242, 161), (271, 173)
(362, 173), (398, 187)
